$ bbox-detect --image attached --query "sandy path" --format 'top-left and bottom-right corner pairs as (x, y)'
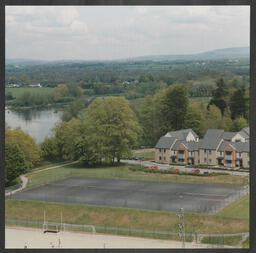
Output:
(5, 227), (223, 249)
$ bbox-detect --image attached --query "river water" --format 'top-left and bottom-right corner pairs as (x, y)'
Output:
(5, 107), (63, 143)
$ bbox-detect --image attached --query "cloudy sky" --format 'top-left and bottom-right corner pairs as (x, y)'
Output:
(6, 6), (249, 61)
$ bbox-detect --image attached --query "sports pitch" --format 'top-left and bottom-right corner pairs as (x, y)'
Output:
(11, 177), (244, 213)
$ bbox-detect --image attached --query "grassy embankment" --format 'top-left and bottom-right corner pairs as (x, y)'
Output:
(5, 195), (249, 245)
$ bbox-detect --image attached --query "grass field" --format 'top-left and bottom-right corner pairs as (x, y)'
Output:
(6, 87), (54, 98)
(132, 149), (155, 160)
(24, 164), (248, 190)
(5, 196), (249, 239)
(214, 195), (249, 220)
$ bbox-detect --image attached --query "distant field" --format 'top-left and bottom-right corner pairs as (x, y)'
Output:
(24, 164), (248, 190)
(5, 87), (54, 98)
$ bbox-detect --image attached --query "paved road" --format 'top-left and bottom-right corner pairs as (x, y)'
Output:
(121, 159), (249, 177)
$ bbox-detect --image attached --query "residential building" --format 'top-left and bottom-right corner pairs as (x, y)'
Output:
(155, 127), (250, 168)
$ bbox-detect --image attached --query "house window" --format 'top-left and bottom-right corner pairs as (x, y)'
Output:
(209, 150), (212, 155)
(164, 149), (166, 153)
(174, 150), (176, 154)
(204, 150), (207, 154)
(159, 156), (162, 160)
(209, 159), (212, 163)
(163, 157), (166, 160)
(204, 158), (207, 163)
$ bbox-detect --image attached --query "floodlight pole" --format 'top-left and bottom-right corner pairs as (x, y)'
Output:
(181, 208), (185, 248)
(177, 208), (185, 248)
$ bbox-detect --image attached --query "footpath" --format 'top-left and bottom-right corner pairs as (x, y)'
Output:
(5, 161), (78, 197)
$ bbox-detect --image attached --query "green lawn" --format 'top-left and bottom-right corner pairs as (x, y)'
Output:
(214, 195), (249, 220)
(5, 87), (54, 98)
(132, 150), (155, 160)
(5, 199), (249, 236)
(25, 164), (248, 190)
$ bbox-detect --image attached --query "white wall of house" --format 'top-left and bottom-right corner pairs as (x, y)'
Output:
(186, 131), (197, 142)
(232, 133), (246, 142)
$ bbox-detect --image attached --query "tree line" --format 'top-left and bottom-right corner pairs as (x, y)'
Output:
(5, 78), (249, 186)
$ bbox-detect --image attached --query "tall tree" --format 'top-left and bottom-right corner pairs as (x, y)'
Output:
(208, 78), (229, 115)
(81, 97), (141, 163)
(5, 143), (27, 186)
(138, 95), (159, 146)
(229, 88), (247, 120)
(5, 128), (40, 169)
(61, 98), (84, 122)
(184, 105), (202, 137)
(161, 84), (189, 131)
(231, 117), (248, 132)
(53, 118), (84, 160)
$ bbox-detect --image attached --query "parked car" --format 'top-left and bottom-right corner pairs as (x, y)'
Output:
(192, 169), (200, 174)
(132, 156), (139, 160)
(137, 156), (144, 160)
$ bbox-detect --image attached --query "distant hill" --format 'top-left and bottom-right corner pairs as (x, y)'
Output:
(130, 47), (249, 62)
(6, 47), (249, 65)
(5, 59), (49, 65)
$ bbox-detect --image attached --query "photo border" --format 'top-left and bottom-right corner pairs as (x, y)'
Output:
(1, 1), (254, 252)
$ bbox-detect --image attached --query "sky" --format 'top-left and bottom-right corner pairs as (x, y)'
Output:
(6, 6), (250, 61)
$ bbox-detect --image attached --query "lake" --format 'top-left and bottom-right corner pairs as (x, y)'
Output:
(5, 107), (63, 143)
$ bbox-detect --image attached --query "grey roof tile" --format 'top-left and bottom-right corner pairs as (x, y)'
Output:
(155, 137), (177, 149)
(165, 129), (198, 140)
(218, 141), (249, 152)
(221, 132), (236, 140)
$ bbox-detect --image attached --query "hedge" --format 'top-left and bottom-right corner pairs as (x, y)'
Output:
(129, 167), (228, 177)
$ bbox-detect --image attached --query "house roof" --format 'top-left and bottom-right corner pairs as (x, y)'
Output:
(171, 140), (199, 151)
(218, 141), (233, 152)
(203, 129), (224, 139)
(218, 141), (249, 153)
(165, 129), (198, 140)
(242, 127), (249, 135)
(232, 142), (249, 152)
(199, 129), (224, 150)
(221, 132), (236, 140)
(198, 138), (222, 150)
(155, 137), (177, 149)
(238, 130), (249, 139)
